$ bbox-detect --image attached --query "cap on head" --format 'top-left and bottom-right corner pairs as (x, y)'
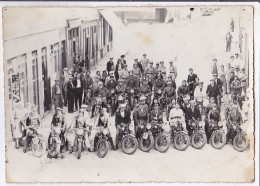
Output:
(140, 95), (147, 101)
(189, 68), (193, 71)
(160, 61), (164, 64)
(110, 57), (113, 59)
(241, 67), (245, 70)
(134, 58), (138, 61)
(149, 61), (153, 64)
(121, 55), (125, 58)
(143, 54), (146, 56)
(56, 107), (62, 111)
(167, 81), (172, 85)
(98, 81), (103, 85)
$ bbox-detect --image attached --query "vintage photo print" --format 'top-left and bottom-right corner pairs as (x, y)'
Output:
(3, 5), (255, 183)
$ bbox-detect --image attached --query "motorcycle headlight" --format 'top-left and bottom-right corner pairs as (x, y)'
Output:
(130, 89), (134, 93)
(111, 89), (115, 93)
(103, 128), (109, 135)
(143, 132), (149, 139)
(76, 128), (84, 135)
(147, 123), (151, 130)
(158, 90), (162, 94)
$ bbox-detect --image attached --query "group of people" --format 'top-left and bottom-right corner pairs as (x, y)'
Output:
(10, 46), (249, 158)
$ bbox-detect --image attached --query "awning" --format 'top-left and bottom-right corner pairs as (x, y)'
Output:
(99, 10), (125, 32)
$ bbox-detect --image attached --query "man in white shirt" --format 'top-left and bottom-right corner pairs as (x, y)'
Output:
(141, 54), (150, 73)
(194, 82), (206, 104)
(169, 103), (186, 130)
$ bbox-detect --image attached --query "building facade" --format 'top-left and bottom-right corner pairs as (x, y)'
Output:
(4, 12), (113, 118)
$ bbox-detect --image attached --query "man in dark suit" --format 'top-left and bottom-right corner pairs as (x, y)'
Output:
(187, 68), (198, 99)
(115, 103), (131, 149)
(67, 76), (75, 113)
(185, 100), (202, 135)
(74, 73), (83, 111)
(52, 78), (63, 109)
(115, 55), (126, 81)
(206, 79), (220, 104)
(106, 57), (114, 74)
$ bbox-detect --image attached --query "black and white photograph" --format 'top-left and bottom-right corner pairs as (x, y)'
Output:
(3, 5), (255, 183)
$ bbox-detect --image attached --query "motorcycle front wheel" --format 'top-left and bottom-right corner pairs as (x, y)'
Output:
(48, 140), (58, 158)
(155, 133), (170, 153)
(210, 130), (226, 149)
(122, 135), (138, 155)
(139, 133), (154, 152)
(233, 134), (248, 152)
(32, 137), (46, 158)
(96, 140), (109, 158)
(191, 130), (206, 149)
(173, 132), (190, 151)
(77, 141), (82, 159)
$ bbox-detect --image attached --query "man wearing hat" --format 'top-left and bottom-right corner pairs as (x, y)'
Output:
(206, 103), (221, 143)
(226, 104), (243, 143)
(154, 62), (160, 77)
(139, 79), (152, 104)
(187, 68), (198, 99)
(239, 67), (248, 97)
(115, 103), (132, 149)
(134, 95), (149, 138)
(185, 100), (202, 135)
(213, 73), (223, 96)
(234, 65), (241, 77)
(169, 102), (187, 131)
(144, 61), (155, 82)
(52, 78), (64, 109)
(119, 64), (129, 86)
(206, 79), (220, 104)
(169, 61), (177, 79)
(47, 107), (66, 157)
(82, 70), (93, 105)
(116, 79), (127, 96)
(94, 81), (108, 103)
(158, 61), (167, 79)
(60, 67), (69, 106)
(230, 76), (242, 109)
(74, 73), (83, 111)
(115, 55), (126, 81)
(194, 81), (205, 108)
(132, 61), (142, 79)
(106, 57), (114, 74)
(67, 76), (75, 113)
(163, 81), (176, 105)
(127, 71), (139, 94)
(177, 80), (190, 106)
(211, 58), (218, 75)
(140, 54), (150, 73)
(164, 75), (176, 90)
(225, 31), (233, 52)
(219, 65), (227, 94)
(134, 58), (143, 73)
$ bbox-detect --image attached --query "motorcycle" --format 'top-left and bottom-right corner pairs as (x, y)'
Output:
(190, 119), (207, 149)
(23, 126), (46, 158)
(209, 120), (226, 149)
(229, 122), (248, 152)
(152, 121), (170, 153)
(118, 123), (138, 155)
(138, 122), (154, 152)
(170, 116), (190, 151)
(108, 89), (116, 115)
(74, 127), (89, 159)
(95, 126), (110, 158)
(129, 89), (135, 110)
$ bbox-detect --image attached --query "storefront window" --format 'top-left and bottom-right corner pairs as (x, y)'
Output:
(32, 51), (39, 107)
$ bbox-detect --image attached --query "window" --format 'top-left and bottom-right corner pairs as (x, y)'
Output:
(109, 25), (113, 42)
(41, 47), (47, 78)
(32, 51), (39, 107)
(19, 54), (28, 107)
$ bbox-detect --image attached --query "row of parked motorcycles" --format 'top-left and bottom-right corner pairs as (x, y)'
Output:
(19, 88), (249, 159)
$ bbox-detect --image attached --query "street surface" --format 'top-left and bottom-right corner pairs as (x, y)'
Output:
(5, 8), (254, 183)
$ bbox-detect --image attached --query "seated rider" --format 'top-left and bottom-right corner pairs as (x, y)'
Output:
(23, 106), (41, 152)
(47, 107), (66, 157)
(169, 102), (187, 131)
(206, 103), (221, 143)
(149, 105), (163, 124)
(67, 108), (91, 153)
(134, 96), (149, 139)
(226, 104), (243, 143)
(115, 103), (132, 149)
(93, 105), (115, 150)
(185, 100), (202, 135)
